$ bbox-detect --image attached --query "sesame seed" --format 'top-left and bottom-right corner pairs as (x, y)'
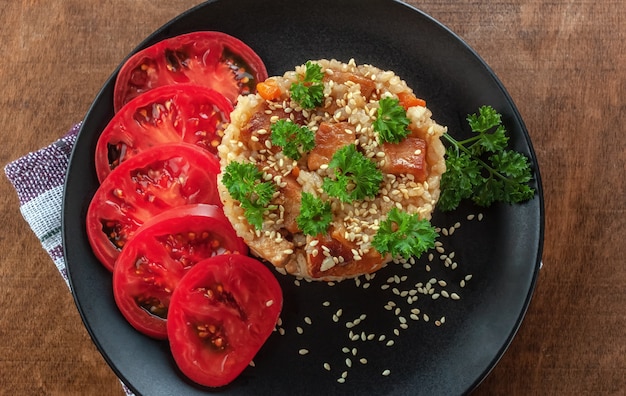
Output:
(296, 326), (303, 334)
(304, 316), (312, 325)
(346, 358), (352, 368)
(451, 293), (461, 300)
(298, 349), (309, 355)
(324, 362), (331, 371)
(386, 340), (394, 347)
(382, 369), (391, 376)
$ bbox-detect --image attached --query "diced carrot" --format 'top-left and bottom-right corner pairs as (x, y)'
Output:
(397, 91), (426, 110)
(256, 80), (281, 101)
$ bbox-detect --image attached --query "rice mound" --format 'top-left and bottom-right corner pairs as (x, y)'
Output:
(217, 59), (446, 281)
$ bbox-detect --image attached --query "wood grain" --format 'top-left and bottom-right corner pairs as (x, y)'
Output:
(1, 0), (624, 395)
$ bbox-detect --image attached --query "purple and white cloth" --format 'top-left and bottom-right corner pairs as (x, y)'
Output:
(4, 122), (135, 396)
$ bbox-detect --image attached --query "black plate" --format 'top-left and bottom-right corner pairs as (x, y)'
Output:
(63, 0), (544, 395)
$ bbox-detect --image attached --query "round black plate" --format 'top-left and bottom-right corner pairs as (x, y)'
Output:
(63, 0), (544, 395)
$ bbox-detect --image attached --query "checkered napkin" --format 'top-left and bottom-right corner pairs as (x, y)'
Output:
(4, 123), (135, 396)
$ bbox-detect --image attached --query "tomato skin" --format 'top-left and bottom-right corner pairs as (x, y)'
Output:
(112, 204), (248, 339)
(95, 84), (232, 182)
(114, 31), (268, 111)
(167, 254), (283, 388)
(86, 143), (221, 271)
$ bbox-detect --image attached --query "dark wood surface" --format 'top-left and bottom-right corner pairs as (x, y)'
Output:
(1, 1), (624, 394)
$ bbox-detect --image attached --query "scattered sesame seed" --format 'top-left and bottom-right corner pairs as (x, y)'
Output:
(324, 362), (331, 371)
(298, 349), (309, 355)
(382, 369), (391, 376)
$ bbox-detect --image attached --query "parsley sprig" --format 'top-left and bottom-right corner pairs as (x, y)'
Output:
(296, 192), (333, 236)
(323, 144), (383, 203)
(270, 119), (316, 160)
(290, 61), (325, 109)
(439, 105), (535, 211)
(221, 162), (276, 230)
(373, 97), (411, 144)
(372, 207), (438, 260)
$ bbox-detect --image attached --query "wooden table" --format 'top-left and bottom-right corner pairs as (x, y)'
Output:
(1, 1), (624, 394)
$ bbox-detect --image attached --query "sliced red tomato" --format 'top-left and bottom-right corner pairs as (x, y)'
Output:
(86, 143), (221, 272)
(167, 254), (283, 388)
(112, 204), (248, 339)
(95, 84), (232, 182)
(114, 31), (268, 112)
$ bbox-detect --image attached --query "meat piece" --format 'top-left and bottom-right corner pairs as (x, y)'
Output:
(307, 122), (355, 170)
(240, 107), (306, 152)
(381, 137), (428, 182)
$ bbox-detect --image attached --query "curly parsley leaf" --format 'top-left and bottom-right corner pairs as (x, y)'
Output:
(296, 192), (333, 236)
(372, 207), (438, 260)
(439, 105), (535, 211)
(221, 162), (276, 229)
(322, 144), (383, 203)
(270, 119), (316, 160)
(373, 97), (411, 144)
(290, 61), (324, 109)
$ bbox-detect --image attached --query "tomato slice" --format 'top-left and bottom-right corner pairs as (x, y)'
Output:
(95, 84), (232, 182)
(112, 204), (248, 339)
(114, 31), (268, 112)
(167, 254), (283, 388)
(86, 143), (221, 271)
